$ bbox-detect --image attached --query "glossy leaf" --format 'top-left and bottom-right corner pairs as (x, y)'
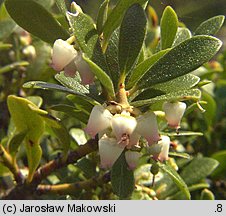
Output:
(180, 157), (219, 186)
(5, 0), (69, 44)
(211, 150), (226, 178)
(105, 29), (120, 90)
(194, 15), (225, 36)
(132, 89), (201, 107)
(111, 152), (135, 198)
(96, 0), (109, 34)
(127, 49), (170, 89)
(102, 0), (148, 48)
(83, 55), (115, 99)
(7, 95), (45, 182)
(137, 36), (222, 89)
(173, 27), (192, 47)
(157, 161), (190, 200)
(67, 11), (108, 74)
(118, 4), (147, 75)
(160, 6), (178, 49)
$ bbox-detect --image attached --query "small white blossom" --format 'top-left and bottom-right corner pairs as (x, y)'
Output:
(125, 151), (141, 170)
(111, 112), (137, 147)
(136, 111), (160, 145)
(163, 101), (186, 129)
(51, 39), (77, 72)
(158, 135), (170, 162)
(98, 135), (124, 169)
(84, 105), (113, 138)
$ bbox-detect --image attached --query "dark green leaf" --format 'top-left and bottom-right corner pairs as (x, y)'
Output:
(118, 4), (147, 75)
(157, 161), (190, 200)
(8, 131), (27, 156)
(102, 0), (148, 49)
(138, 36), (222, 89)
(173, 27), (192, 47)
(127, 49), (170, 89)
(132, 89), (201, 107)
(77, 158), (96, 178)
(211, 150), (226, 178)
(67, 11), (108, 74)
(96, 0), (109, 34)
(160, 6), (178, 49)
(83, 55), (115, 99)
(111, 152), (135, 199)
(180, 157), (219, 186)
(194, 15), (225, 36)
(105, 29), (120, 90)
(5, 0), (69, 44)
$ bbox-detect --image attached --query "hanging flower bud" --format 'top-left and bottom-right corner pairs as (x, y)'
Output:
(163, 101), (186, 129)
(51, 39), (77, 72)
(125, 151), (141, 170)
(74, 52), (95, 85)
(22, 45), (36, 60)
(84, 105), (113, 138)
(98, 135), (124, 169)
(64, 60), (77, 78)
(158, 135), (170, 162)
(111, 112), (137, 147)
(136, 111), (160, 145)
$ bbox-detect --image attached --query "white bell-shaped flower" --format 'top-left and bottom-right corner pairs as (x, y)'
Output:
(51, 39), (77, 72)
(125, 151), (141, 170)
(163, 101), (186, 129)
(158, 135), (171, 162)
(136, 111), (160, 145)
(84, 105), (113, 138)
(111, 112), (137, 147)
(98, 135), (124, 169)
(74, 52), (95, 85)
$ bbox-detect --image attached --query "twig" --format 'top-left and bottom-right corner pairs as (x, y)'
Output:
(0, 144), (24, 184)
(37, 172), (111, 195)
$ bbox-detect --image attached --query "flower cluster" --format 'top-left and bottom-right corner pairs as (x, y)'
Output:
(50, 39), (94, 85)
(84, 100), (186, 169)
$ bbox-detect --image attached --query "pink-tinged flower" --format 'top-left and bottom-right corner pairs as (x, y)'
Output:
(125, 151), (141, 170)
(74, 52), (95, 85)
(163, 101), (186, 129)
(84, 105), (113, 138)
(136, 111), (160, 145)
(51, 39), (77, 72)
(64, 60), (77, 78)
(158, 135), (171, 162)
(98, 135), (124, 169)
(111, 112), (137, 147)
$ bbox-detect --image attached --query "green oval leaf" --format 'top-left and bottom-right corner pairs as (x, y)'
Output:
(160, 6), (178, 49)
(173, 27), (192, 47)
(5, 0), (69, 44)
(111, 152), (135, 199)
(118, 4), (147, 75)
(157, 161), (191, 200)
(132, 89), (201, 107)
(126, 49), (170, 89)
(102, 0), (148, 48)
(194, 15), (225, 36)
(138, 36), (222, 89)
(211, 150), (226, 178)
